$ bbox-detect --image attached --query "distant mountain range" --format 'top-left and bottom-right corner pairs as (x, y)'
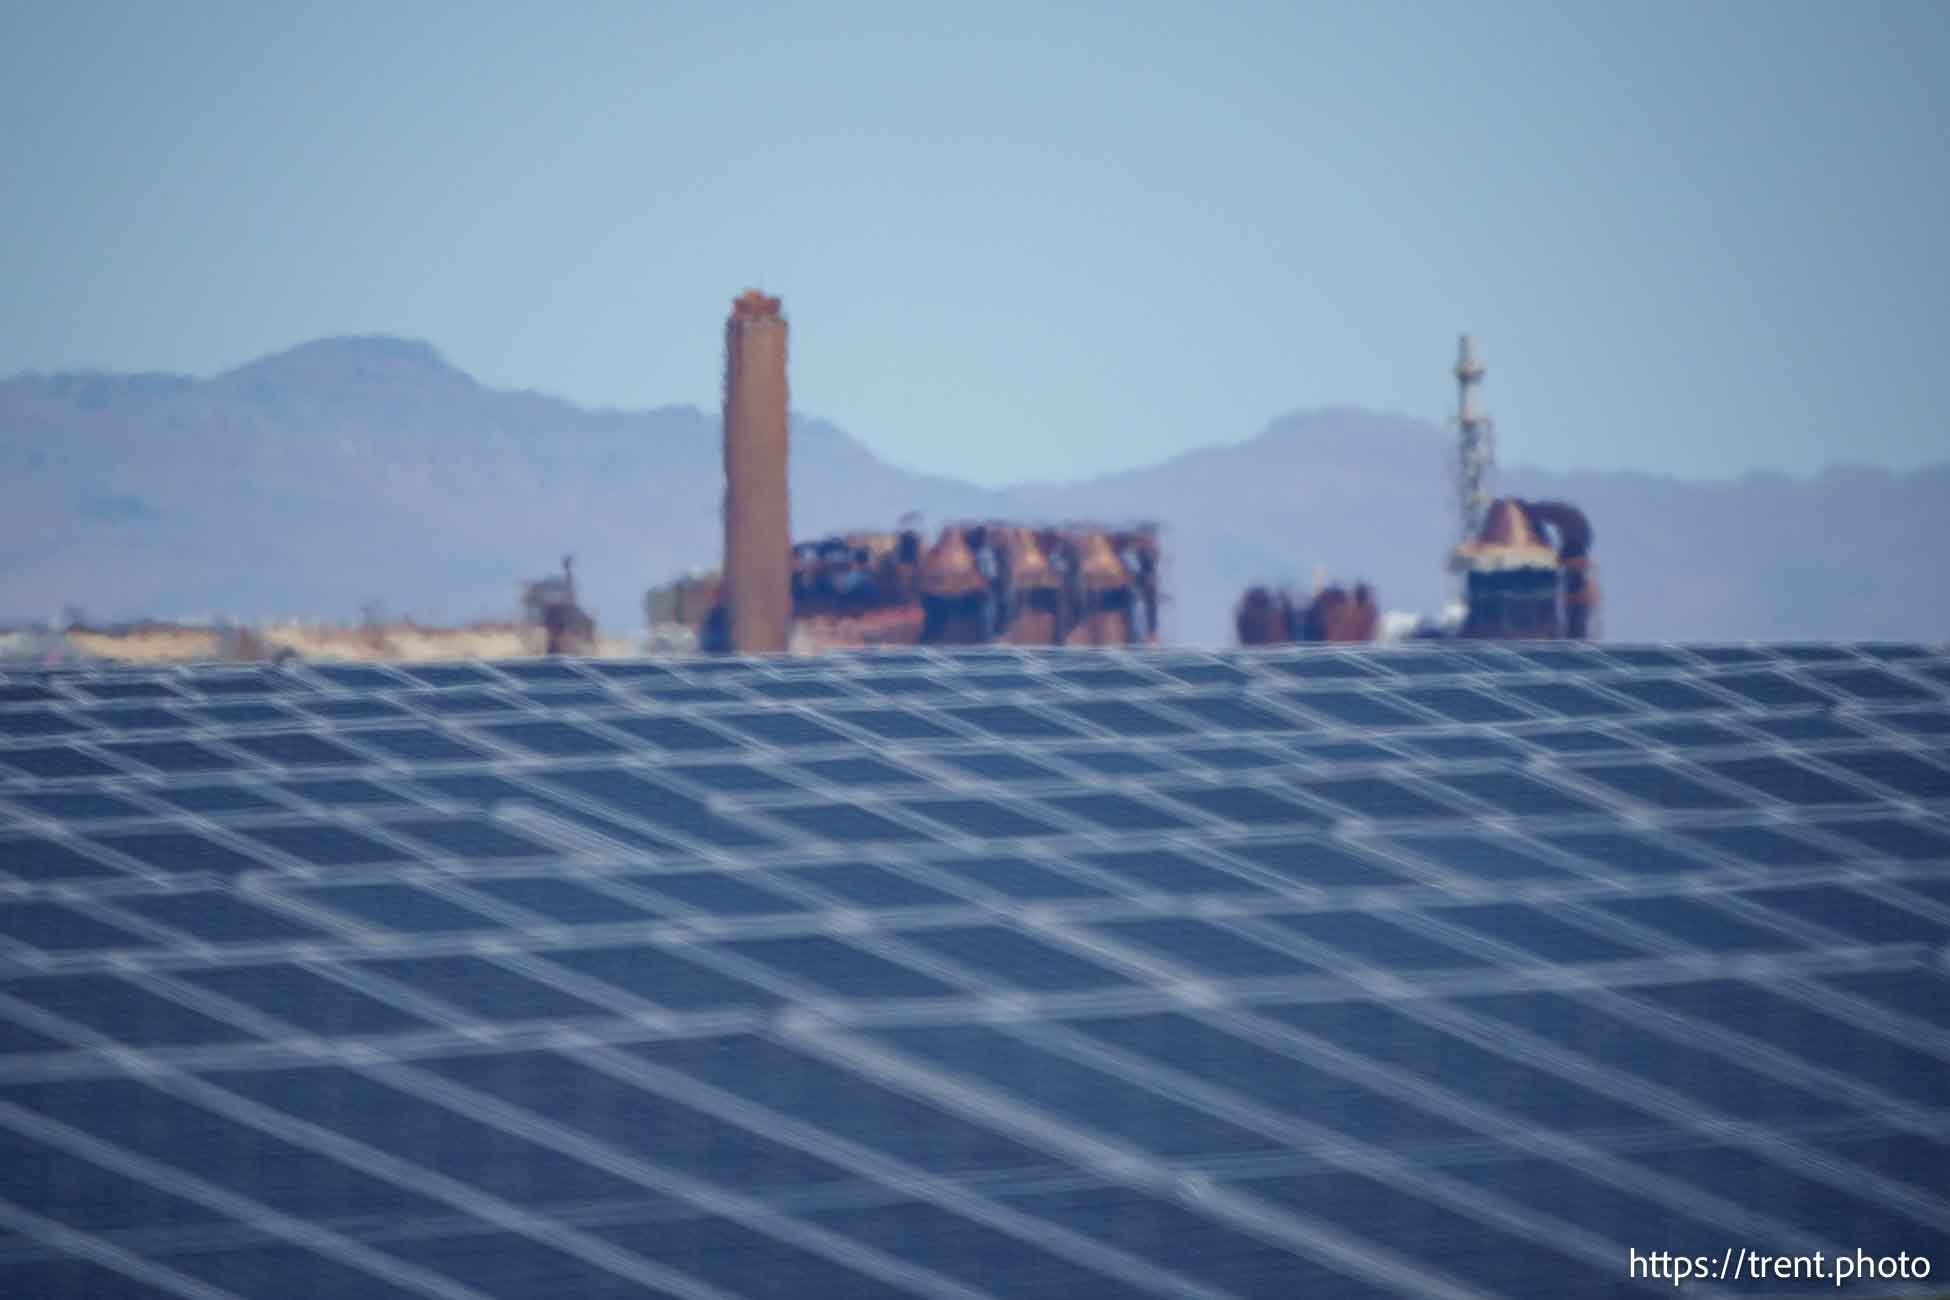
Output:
(4, 335), (1946, 645)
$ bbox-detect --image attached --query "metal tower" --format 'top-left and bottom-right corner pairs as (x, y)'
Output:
(1453, 333), (1494, 544)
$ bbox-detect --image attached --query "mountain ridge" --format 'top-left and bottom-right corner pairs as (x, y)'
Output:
(5, 336), (1946, 644)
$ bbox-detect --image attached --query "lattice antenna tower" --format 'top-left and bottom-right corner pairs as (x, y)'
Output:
(1453, 333), (1494, 544)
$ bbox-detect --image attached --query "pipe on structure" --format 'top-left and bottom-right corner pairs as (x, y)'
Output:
(1524, 500), (1599, 639)
(722, 290), (792, 653)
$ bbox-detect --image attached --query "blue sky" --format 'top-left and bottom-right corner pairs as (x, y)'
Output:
(2, 0), (1945, 487)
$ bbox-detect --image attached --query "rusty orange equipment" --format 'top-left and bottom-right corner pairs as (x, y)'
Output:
(1234, 583), (1380, 646)
(1452, 498), (1599, 640)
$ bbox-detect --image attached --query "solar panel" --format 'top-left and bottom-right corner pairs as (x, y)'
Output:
(2, 641), (1947, 1299)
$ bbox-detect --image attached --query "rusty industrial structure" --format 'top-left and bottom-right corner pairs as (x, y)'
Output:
(1441, 332), (1599, 640)
(1234, 583), (1381, 647)
(650, 521), (1162, 652)
(721, 290), (792, 653)
(520, 555), (596, 655)
(912, 522), (1161, 647)
(1231, 336), (1599, 647)
(697, 294), (1600, 654)
(1451, 497), (1599, 639)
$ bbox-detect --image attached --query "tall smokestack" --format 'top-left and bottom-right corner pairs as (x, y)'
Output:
(722, 290), (791, 653)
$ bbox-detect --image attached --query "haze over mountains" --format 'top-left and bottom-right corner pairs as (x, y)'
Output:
(4, 336), (1946, 646)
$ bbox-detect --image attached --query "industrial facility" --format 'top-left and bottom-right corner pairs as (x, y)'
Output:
(1231, 333), (1601, 648)
(647, 291), (1163, 655)
(655, 293), (1596, 660)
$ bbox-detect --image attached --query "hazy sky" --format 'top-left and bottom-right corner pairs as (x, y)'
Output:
(3, 1), (1945, 487)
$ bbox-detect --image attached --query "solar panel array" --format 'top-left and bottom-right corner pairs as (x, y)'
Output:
(2, 641), (1948, 1299)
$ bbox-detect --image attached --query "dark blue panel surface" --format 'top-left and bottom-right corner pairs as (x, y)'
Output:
(1079, 847), (1266, 894)
(1245, 1170), (1626, 1297)
(896, 924), (1133, 990)
(1042, 790), (1200, 831)
(1426, 903), (1646, 964)
(464, 875), (659, 924)
(1001, 1184), (1399, 1300)
(1628, 980), (1950, 1109)
(877, 1023), (1281, 1157)
(719, 935), (959, 999)
(0, 902), (155, 953)
(536, 944), (784, 1010)
(627, 869), (791, 916)
(1584, 893), (1805, 951)
(952, 856), (1113, 899)
(1092, 917), (1320, 977)
(1262, 909), (1492, 968)
(115, 891), (329, 943)
(181, 962), (434, 1035)
(89, 828), (269, 875)
(1431, 770), (1610, 817)
(1384, 832), (1576, 882)
(1458, 990), (1849, 1122)
(779, 860), (960, 907)
(1264, 1001), (1668, 1134)
(629, 1035), (1058, 1175)
(1072, 1010), (1478, 1145)
(298, 883), (500, 934)
(358, 954), (617, 1021)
